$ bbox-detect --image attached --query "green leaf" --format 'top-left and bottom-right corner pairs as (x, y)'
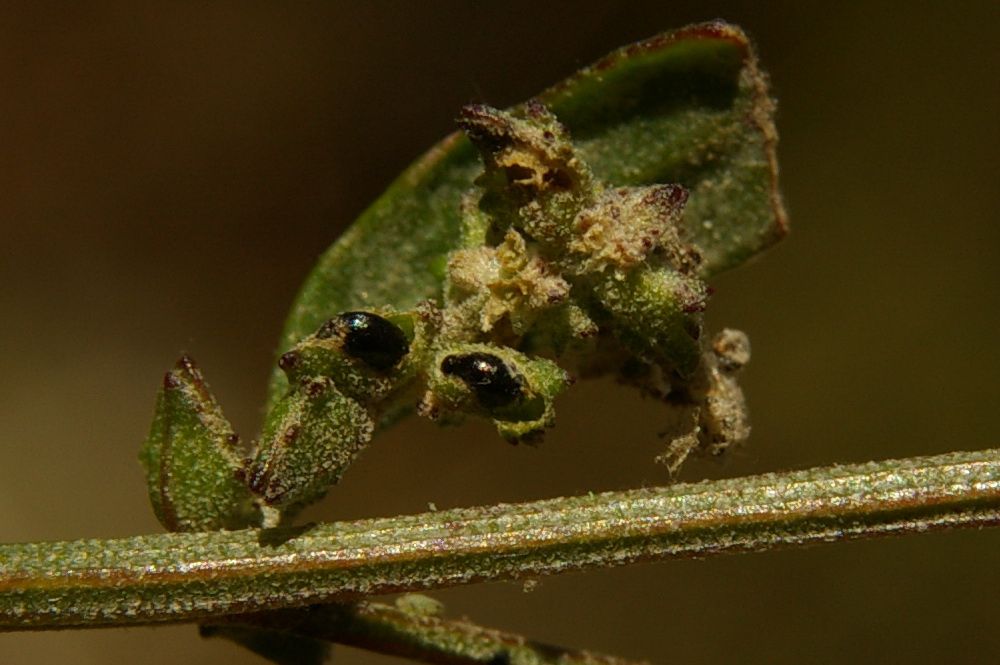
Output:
(268, 20), (786, 409)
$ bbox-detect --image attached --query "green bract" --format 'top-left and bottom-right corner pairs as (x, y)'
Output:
(139, 356), (260, 531)
(141, 21), (786, 529)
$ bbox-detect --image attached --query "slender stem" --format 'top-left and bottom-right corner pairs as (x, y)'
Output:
(207, 599), (649, 665)
(2, 448), (999, 630)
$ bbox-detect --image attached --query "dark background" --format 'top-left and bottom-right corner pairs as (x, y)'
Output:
(2, 3), (998, 663)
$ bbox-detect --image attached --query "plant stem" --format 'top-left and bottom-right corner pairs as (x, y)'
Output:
(206, 599), (649, 665)
(3, 448), (999, 630)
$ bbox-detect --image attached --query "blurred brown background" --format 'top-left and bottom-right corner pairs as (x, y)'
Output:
(2, 2), (998, 663)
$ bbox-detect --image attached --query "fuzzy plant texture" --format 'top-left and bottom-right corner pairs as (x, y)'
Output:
(139, 20), (786, 532)
(4, 20), (997, 665)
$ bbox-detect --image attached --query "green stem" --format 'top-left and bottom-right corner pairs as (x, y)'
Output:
(208, 599), (649, 665)
(3, 448), (999, 630)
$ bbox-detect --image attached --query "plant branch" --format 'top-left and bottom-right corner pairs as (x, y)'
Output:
(3, 447), (999, 630)
(205, 598), (649, 665)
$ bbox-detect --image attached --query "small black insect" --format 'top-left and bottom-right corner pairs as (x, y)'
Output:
(317, 312), (410, 371)
(441, 352), (524, 409)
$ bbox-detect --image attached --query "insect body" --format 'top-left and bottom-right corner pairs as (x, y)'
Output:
(318, 311), (410, 371)
(141, 101), (752, 529)
(440, 352), (523, 409)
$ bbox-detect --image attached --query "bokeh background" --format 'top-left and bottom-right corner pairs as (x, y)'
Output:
(2, 2), (998, 663)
